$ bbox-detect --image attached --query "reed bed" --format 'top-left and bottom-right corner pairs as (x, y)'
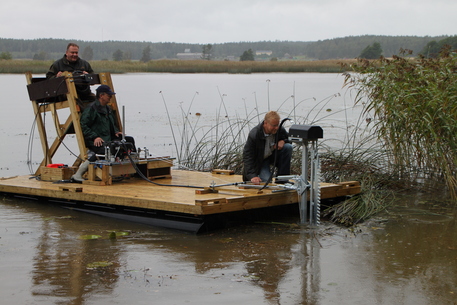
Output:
(316, 47), (457, 225)
(0, 59), (355, 74)
(343, 47), (457, 198)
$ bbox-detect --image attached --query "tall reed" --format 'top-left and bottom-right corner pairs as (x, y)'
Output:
(342, 47), (457, 198)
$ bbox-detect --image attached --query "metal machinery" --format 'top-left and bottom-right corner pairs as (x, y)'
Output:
(278, 124), (323, 225)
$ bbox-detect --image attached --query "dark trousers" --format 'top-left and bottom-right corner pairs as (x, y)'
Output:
(259, 143), (292, 181)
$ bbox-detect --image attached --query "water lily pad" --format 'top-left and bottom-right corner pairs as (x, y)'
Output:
(43, 215), (73, 221)
(87, 261), (113, 269)
(218, 237), (234, 243)
(107, 231), (131, 239)
(106, 231), (130, 237)
(79, 234), (102, 240)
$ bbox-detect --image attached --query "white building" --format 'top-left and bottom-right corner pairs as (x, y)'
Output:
(255, 50), (273, 56)
(177, 49), (202, 60)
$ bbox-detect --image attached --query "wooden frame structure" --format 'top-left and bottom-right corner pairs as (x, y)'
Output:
(26, 71), (121, 175)
(26, 71), (173, 185)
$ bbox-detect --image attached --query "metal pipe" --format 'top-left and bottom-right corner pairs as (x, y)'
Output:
(122, 105), (126, 142)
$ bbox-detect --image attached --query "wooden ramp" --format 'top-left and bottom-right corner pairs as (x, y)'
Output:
(0, 170), (360, 232)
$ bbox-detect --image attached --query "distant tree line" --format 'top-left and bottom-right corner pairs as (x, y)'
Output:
(305, 35), (449, 59)
(0, 35), (452, 61)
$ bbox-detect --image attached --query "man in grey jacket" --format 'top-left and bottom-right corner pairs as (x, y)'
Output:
(242, 111), (292, 184)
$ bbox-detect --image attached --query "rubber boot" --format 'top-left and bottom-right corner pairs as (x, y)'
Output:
(71, 160), (90, 182)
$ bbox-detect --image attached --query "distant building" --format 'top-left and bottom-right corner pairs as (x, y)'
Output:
(177, 49), (202, 60)
(255, 50), (273, 56)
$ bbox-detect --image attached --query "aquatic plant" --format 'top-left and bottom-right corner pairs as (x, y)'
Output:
(342, 46), (457, 198)
(323, 186), (394, 226)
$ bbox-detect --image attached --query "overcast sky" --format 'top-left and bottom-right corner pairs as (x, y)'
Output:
(2, 0), (456, 44)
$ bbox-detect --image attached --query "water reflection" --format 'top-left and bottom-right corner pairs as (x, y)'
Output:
(128, 225), (327, 305)
(2, 194), (457, 304)
(31, 219), (121, 304)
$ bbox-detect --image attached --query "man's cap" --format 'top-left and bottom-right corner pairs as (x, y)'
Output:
(96, 85), (116, 95)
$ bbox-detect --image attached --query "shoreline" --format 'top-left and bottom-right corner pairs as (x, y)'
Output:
(0, 59), (355, 74)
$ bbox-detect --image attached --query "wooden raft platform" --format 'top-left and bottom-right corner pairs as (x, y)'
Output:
(0, 170), (360, 232)
(13, 72), (361, 232)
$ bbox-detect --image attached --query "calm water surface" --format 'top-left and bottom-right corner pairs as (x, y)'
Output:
(1, 73), (456, 304)
(0, 73), (363, 177)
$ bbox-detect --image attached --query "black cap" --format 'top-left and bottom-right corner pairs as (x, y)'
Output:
(96, 85), (116, 95)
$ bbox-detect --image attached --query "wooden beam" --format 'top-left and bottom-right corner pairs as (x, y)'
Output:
(98, 73), (122, 133)
(26, 72), (51, 174)
(212, 169), (234, 175)
(62, 72), (87, 160)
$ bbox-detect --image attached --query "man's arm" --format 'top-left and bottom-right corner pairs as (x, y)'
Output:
(46, 63), (59, 79)
(80, 108), (98, 142)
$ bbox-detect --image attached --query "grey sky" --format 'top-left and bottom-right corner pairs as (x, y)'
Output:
(2, 0), (455, 43)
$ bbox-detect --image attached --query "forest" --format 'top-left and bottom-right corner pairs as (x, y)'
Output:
(0, 35), (453, 61)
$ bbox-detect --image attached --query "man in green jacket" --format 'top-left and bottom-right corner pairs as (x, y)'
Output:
(72, 85), (134, 182)
(80, 85), (122, 152)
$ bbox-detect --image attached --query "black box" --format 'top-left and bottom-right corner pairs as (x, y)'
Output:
(288, 125), (323, 141)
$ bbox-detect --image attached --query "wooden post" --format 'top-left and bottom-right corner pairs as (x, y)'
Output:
(25, 72), (51, 175)
(62, 72), (87, 163)
(98, 73), (122, 132)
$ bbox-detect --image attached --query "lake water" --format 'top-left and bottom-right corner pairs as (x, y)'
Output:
(0, 73), (364, 177)
(1, 73), (456, 305)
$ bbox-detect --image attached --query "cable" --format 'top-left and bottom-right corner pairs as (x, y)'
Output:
(117, 142), (245, 190)
(121, 142), (204, 189)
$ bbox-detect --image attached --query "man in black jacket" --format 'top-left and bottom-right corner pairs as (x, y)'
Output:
(243, 111), (292, 184)
(46, 43), (94, 101)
